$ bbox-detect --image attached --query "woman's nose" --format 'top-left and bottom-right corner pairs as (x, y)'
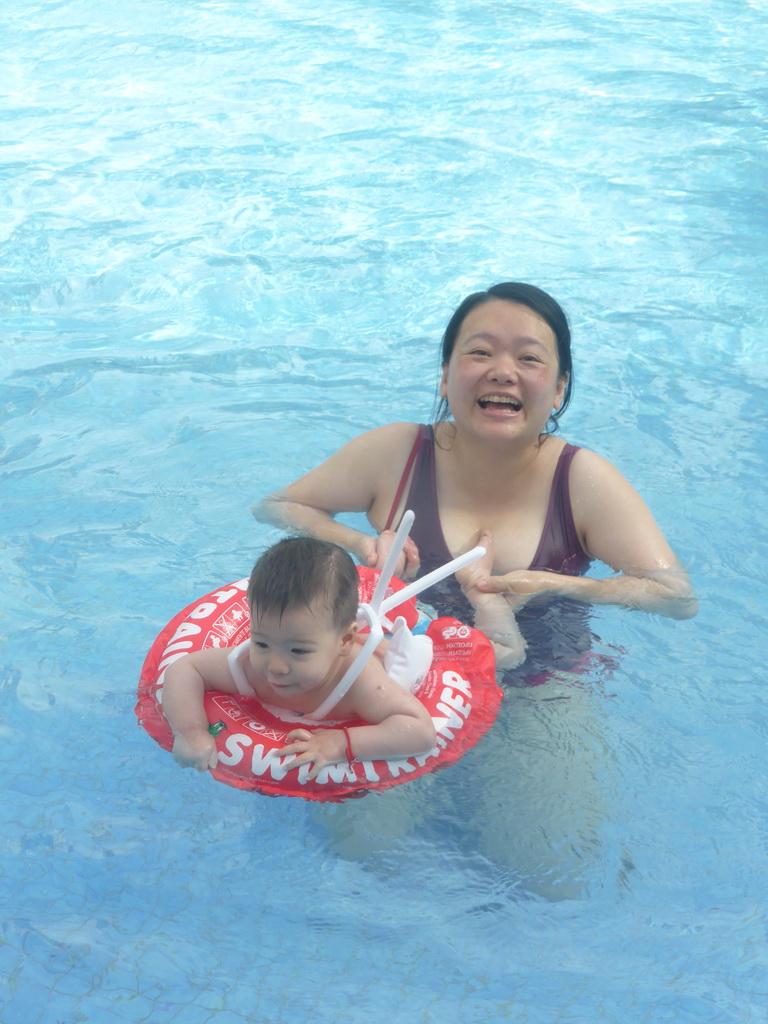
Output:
(489, 356), (516, 383)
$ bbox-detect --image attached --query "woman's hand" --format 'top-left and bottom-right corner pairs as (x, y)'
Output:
(455, 530), (493, 603)
(361, 529), (421, 580)
(172, 732), (219, 772)
(457, 531), (538, 611)
(275, 728), (346, 781)
(473, 569), (561, 605)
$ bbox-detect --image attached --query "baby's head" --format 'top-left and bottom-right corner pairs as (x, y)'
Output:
(247, 537), (359, 632)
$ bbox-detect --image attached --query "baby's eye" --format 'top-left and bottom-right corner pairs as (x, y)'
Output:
(291, 648), (312, 656)
(251, 639), (268, 649)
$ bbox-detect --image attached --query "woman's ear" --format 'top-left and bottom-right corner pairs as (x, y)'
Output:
(439, 364), (449, 400)
(553, 372), (568, 411)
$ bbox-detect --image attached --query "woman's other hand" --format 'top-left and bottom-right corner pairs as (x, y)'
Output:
(362, 529), (421, 580)
(474, 568), (560, 604)
(457, 530), (536, 611)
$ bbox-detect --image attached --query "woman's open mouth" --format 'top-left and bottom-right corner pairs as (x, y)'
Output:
(478, 395), (522, 412)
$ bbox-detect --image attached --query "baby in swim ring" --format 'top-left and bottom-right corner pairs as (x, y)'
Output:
(162, 537), (437, 778)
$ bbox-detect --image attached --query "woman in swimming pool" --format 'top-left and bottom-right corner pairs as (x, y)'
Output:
(253, 281), (697, 898)
(254, 281), (696, 645)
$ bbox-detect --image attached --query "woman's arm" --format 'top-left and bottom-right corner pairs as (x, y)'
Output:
(477, 567), (696, 619)
(252, 422), (421, 575)
(476, 449), (697, 620)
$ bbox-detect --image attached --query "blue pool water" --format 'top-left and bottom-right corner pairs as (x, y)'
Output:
(2, 1), (768, 1021)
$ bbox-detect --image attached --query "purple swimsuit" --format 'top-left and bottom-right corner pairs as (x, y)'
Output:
(383, 426), (599, 683)
(385, 425), (590, 583)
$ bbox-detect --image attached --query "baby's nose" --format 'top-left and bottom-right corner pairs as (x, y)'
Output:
(268, 655), (290, 675)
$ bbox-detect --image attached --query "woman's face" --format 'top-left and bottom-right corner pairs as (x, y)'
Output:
(440, 299), (566, 443)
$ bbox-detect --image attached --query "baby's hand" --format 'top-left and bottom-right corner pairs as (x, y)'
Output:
(275, 727), (346, 781)
(473, 599), (528, 670)
(456, 530), (497, 607)
(172, 732), (219, 772)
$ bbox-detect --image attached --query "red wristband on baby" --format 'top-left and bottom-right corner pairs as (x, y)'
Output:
(342, 726), (357, 769)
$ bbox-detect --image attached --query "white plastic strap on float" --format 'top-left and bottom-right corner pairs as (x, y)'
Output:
(304, 509), (415, 722)
(305, 510), (485, 722)
(368, 509), (416, 624)
(228, 640), (254, 697)
(377, 545), (486, 616)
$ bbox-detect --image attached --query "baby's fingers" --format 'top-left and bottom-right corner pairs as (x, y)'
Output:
(280, 751), (322, 776)
(284, 728), (313, 743)
(274, 740), (308, 758)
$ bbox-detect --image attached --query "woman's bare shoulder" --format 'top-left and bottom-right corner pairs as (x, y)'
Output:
(568, 445), (638, 496)
(568, 446), (678, 568)
(346, 421), (423, 452)
(274, 421), (422, 514)
(330, 421), (423, 479)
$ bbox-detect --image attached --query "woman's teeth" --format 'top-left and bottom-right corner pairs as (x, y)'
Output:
(479, 396), (521, 410)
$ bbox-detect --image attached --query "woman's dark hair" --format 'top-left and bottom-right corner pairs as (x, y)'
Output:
(247, 537), (359, 630)
(434, 282), (573, 433)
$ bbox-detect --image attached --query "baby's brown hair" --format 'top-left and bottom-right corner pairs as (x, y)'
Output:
(247, 537), (359, 630)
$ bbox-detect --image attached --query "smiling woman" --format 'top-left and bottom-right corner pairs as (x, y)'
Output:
(251, 282), (698, 895)
(439, 301), (566, 449)
(254, 282), (697, 654)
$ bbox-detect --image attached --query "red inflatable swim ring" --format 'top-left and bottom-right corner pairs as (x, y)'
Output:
(135, 566), (501, 802)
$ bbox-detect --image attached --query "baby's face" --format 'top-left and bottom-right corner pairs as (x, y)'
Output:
(248, 599), (353, 699)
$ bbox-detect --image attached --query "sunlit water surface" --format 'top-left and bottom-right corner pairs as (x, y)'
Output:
(2, 1), (768, 1022)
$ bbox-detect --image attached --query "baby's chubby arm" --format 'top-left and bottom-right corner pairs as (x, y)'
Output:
(276, 660), (436, 779)
(162, 648), (239, 771)
(456, 530), (527, 670)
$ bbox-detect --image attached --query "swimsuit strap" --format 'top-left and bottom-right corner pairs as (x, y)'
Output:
(384, 425), (428, 530)
(528, 443), (587, 572)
